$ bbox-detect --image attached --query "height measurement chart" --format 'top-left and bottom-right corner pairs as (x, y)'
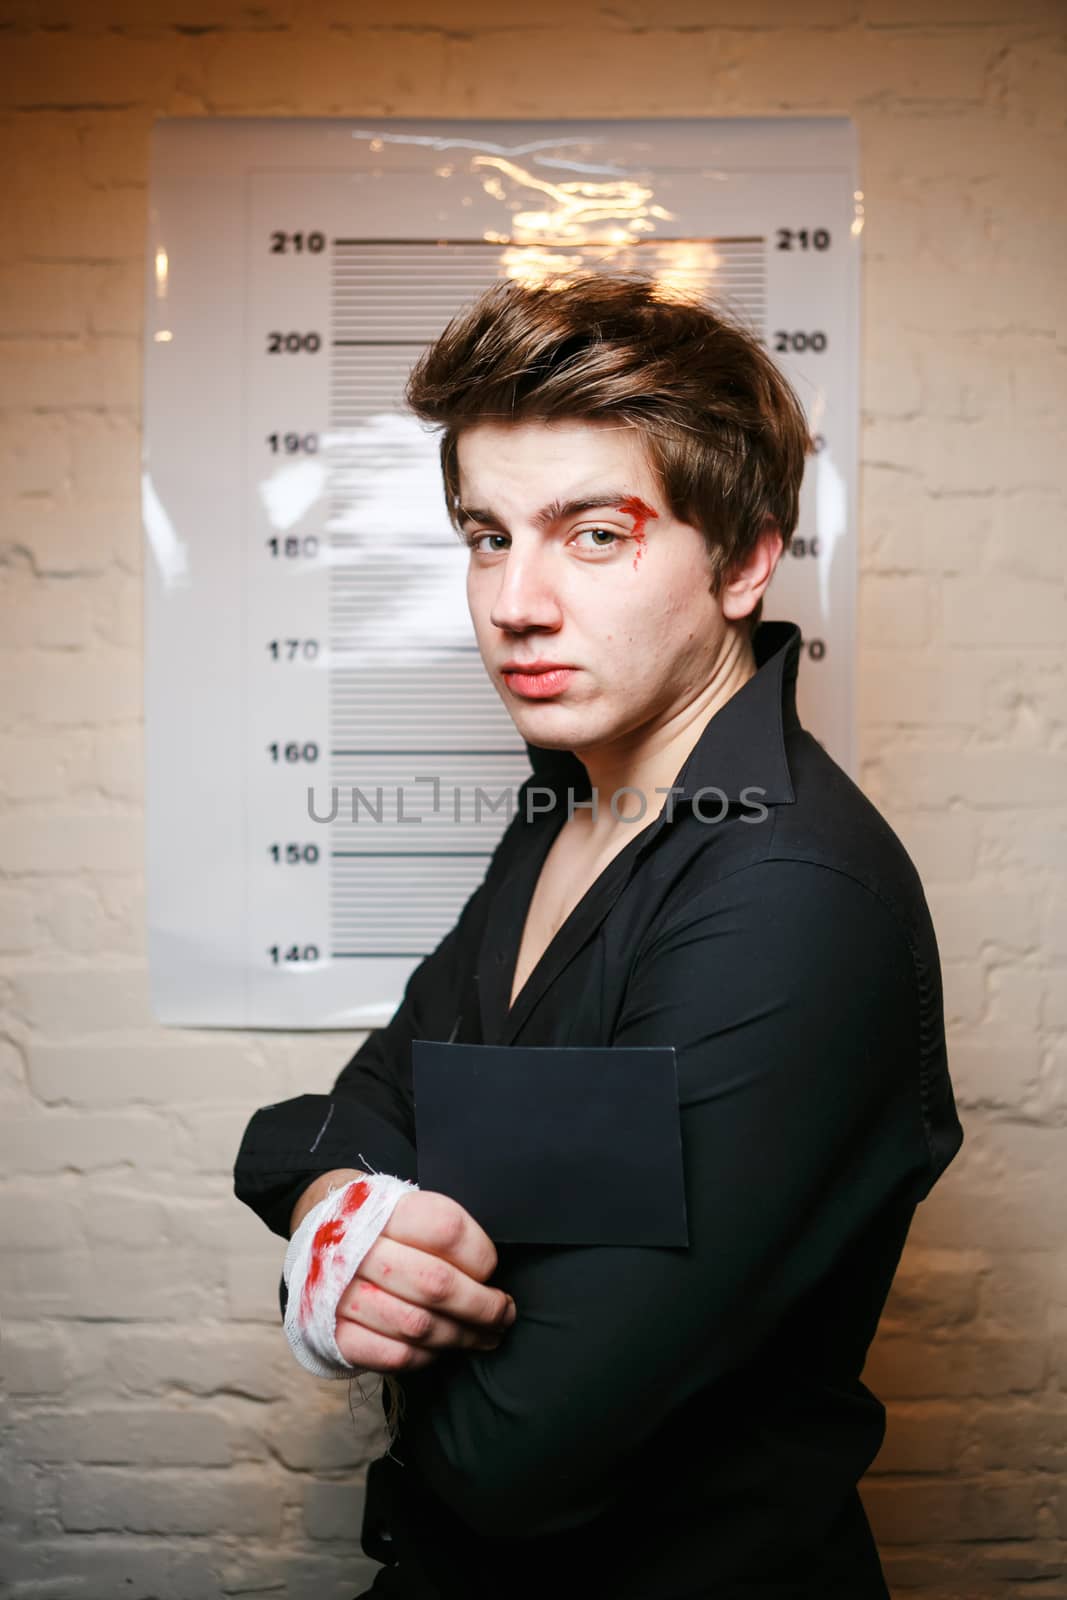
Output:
(144, 117), (860, 1028)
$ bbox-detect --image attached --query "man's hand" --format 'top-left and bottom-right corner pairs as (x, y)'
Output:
(290, 1170), (517, 1373)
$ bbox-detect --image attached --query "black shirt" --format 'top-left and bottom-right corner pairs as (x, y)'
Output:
(234, 619), (964, 1600)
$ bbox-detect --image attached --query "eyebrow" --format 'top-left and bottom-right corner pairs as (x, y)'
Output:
(455, 491), (642, 533)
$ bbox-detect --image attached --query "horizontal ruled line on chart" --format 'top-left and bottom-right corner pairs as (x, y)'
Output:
(325, 349), (429, 358)
(332, 910), (492, 920)
(331, 235), (765, 247)
(333, 896), (488, 908)
(330, 302), (764, 320)
(329, 281), (768, 297)
(329, 278), (766, 293)
(326, 760), (525, 772)
(331, 713), (515, 720)
(331, 837), (517, 853)
(329, 244), (771, 257)
(335, 289), (763, 302)
(332, 850), (493, 858)
(328, 701), (496, 709)
(327, 582), (469, 591)
(331, 251), (766, 260)
(327, 590), (471, 598)
(327, 601), (471, 609)
(324, 533), (454, 540)
(329, 706), (494, 715)
(331, 251), (766, 261)
(324, 376), (429, 382)
(329, 749), (524, 756)
(327, 662), (502, 668)
(330, 847), (508, 859)
(329, 845), (511, 863)
(329, 266), (765, 280)
(328, 290), (768, 304)
(334, 947), (435, 960)
(332, 889), (489, 900)
(329, 677), (517, 690)
(326, 541), (460, 549)
(330, 264), (767, 279)
(334, 916), (483, 927)
(332, 892), (494, 904)
(331, 339), (430, 347)
(327, 656), (483, 662)
(332, 905), (488, 914)
(334, 267), (767, 276)
(327, 651), (481, 659)
(325, 572), (467, 580)
(326, 561), (463, 569)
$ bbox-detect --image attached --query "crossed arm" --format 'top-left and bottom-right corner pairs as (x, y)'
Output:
(235, 859), (931, 1540)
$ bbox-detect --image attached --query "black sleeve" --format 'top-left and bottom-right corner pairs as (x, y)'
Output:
(393, 860), (935, 1539)
(233, 869), (495, 1238)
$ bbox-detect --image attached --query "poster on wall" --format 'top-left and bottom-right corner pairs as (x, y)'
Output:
(143, 116), (860, 1028)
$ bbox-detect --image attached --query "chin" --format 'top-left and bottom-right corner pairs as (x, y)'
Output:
(509, 720), (574, 750)
(513, 712), (613, 756)
(505, 706), (582, 747)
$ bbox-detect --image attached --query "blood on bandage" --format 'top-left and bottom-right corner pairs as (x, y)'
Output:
(283, 1171), (417, 1378)
(340, 1179), (371, 1216)
(301, 1179), (372, 1323)
(302, 1215), (345, 1323)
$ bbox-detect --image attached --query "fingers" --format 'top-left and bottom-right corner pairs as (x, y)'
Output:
(384, 1190), (499, 1285)
(333, 1311), (439, 1373)
(323, 1190), (517, 1377)
(337, 1278), (506, 1362)
(355, 1233), (516, 1334)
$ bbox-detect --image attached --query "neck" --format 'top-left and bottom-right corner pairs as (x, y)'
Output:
(576, 626), (758, 838)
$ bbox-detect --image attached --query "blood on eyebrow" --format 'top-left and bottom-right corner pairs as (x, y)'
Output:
(616, 495), (660, 571)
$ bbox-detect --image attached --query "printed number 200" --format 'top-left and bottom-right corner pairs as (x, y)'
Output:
(774, 330), (828, 354)
(266, 331), (322, 354)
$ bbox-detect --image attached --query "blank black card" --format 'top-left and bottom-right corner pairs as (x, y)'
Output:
(412, 1040), (688, 1247)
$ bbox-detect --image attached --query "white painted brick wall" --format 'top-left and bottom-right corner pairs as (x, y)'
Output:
(0, 3), (1063, 1596)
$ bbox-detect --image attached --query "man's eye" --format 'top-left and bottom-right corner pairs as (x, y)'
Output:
(468, 532), (509, 553)
(573, 527), (619, 549)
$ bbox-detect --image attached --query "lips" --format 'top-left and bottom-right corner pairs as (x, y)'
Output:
(501, 663), (577, 700)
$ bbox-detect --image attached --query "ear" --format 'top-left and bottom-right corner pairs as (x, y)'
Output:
(720, 520), (784, 623)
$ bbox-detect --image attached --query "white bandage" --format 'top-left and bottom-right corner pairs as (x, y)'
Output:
(283, 1172), (418, 1379)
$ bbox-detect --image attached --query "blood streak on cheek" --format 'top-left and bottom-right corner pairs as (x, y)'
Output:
(615, 495), (659, 571)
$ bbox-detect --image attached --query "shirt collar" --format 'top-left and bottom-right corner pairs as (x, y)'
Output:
(523, 618), (801, 809)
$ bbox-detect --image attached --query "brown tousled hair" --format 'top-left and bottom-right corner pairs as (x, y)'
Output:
(404, 272), (812, 634)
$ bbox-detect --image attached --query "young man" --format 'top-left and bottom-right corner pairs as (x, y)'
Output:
(235, 275), (964, 1599)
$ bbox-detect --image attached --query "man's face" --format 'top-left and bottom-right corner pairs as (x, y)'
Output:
(457, 417), (733, 756)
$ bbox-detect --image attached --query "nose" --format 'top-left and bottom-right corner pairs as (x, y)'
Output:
(488, 541), (564, 636)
